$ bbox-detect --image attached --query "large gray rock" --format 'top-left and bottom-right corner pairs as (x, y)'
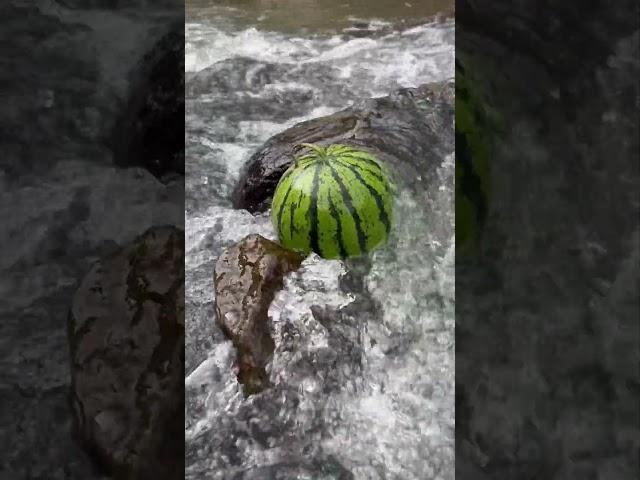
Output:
(214, 234), (304, 395)
(68, 226), (184, 479)
(233, 81), (454, 213)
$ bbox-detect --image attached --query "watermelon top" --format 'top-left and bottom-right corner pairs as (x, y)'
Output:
(271, 144), (396, 259)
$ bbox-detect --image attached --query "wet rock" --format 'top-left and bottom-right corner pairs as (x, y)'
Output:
(187, 87), (316, 124)
(111, 23), (185, 181)
(233, 81), (454, 212)
(186, 57), (286, 96)
(68, 226), (184, 479)
(186, 58), (359, 133)
(214, 234), (305, 395)
(186, 57), (347, 99)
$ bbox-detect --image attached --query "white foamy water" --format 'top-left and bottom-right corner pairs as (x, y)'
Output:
(186, 12), (454, 480)
(186, 21), (454, 96)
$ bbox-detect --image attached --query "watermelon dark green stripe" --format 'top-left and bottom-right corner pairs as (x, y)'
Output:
(327, 188), (348, 258)
(327, 163), (367, 255)
(334, 158), (388, 193)
(456, 130), (487, 226)
(336, 154), (386, 179)
(337, 152), (383, 167)
(279, 172), (296, 236)
(281, 181), (301, 243)
(335, 161), (391, 236)
(288, 196), (296, 242)
(276, 164), (313, 245)
(275, 173), (295, 239)
(308, 163), (322, 257)
(336, 158), (384, 184)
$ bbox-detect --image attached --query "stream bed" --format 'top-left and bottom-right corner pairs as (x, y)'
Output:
(185, 4), (455, 479)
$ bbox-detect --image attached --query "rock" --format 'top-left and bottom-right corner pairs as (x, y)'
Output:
(111, 22), (185, 181)
(68, 226), (184, 479)
(185, 58), (359, 133)
(214, 234), (305, 395)
(186, 57), (286, 97)
(233, 81), (454, 213)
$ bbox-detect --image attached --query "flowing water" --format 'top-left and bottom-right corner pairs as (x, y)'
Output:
(185, 3), (455, 479)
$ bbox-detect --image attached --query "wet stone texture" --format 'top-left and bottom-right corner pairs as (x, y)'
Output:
(68, 226), (184, 479)
(214, 234), (305, 395)
(233, 81), (454, 213)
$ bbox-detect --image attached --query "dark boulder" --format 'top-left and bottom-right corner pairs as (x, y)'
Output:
(186, 57), (287, 97)
(214, 234), (304, 395)
(68, 226), (184, 479)
(233, 81), (454, 213)
(111, 23), (185, 181)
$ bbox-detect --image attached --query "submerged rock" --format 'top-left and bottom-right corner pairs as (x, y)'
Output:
(68, 226), (184, 479)
(233, 81), (454, 213)
(214, 234), (304, 395)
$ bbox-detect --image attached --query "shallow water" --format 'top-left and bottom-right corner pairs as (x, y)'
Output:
(186, 0), (453, 34)
(185, 4), (455, 479)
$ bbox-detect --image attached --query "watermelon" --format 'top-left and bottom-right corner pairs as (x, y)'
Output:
(455, 58), (496, 258)
(271, 143), (396, 259)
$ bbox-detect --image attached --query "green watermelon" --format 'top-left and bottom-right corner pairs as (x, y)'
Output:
(455, 58), (496, 258)
(271, 143), (395, 259)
